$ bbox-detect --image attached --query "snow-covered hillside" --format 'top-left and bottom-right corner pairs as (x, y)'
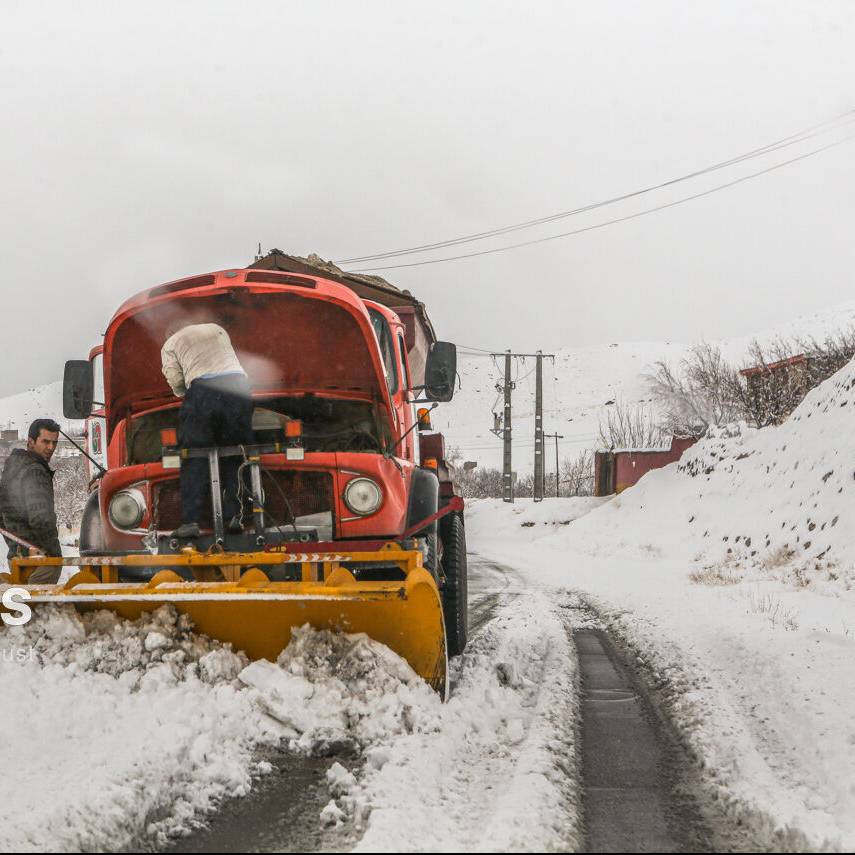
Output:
(435, 299), (855, 472)
(0, 380), (71, 436)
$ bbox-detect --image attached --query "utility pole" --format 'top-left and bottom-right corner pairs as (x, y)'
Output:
(544, 432), (564, 498)
(502, 351), (513, 502)
(533, 351), (544, 502)
(490, 350), (555, 504)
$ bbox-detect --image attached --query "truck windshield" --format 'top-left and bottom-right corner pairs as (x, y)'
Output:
(368, 309), (399, 395)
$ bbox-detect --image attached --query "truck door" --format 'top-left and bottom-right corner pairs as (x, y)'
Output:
(85, 348), (107, 478)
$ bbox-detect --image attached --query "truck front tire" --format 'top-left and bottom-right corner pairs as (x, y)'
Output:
(440, 511), (468, 657)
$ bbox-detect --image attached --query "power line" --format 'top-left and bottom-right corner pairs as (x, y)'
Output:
(338, 109), (855, 265)
(456, 342), (500, 354)
(352, 133), (855, 272)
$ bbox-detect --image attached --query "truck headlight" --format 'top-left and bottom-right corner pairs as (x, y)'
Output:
(343, 478), (383, 516)
(109, 488), (146, 529)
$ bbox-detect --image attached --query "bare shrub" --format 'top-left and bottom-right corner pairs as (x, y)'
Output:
(758, 545), (796, 572)
(559, 449), (594, 497)
(735, 330), (855, 428)
(797, 328), (855, 385)
(514, 473), (535, 499)
(446, 446), (505, 498)
(689, 565), (741, 586)
(598, 401), (663, 449)
(647, 343), (743, 438)
(748, 590), (800, 631)
(651, 329), (855, 434)
(447, 446), (595, 499)
(53, 455), (88, 531)
(734, 338), (811, 428)
(454, 464), (505, 499)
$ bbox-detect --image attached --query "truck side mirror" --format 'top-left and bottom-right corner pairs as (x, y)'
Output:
(424, 341), (457, 402)
(63, 360), (94, 419)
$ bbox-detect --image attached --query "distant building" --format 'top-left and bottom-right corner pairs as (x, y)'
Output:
(739, 353), (811, 427)
(594, 436), (697, 495)
(54, 438), (83, 459)
(739, 353), (809, 388)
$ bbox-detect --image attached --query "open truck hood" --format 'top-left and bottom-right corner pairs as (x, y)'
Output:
(104, 274), (390, 429)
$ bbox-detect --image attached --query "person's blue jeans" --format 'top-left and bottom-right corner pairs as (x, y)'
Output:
(178, 374), (254, 526)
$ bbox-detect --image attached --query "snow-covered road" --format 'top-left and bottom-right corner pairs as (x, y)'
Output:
(164, 555), (721, 854)
(1, 557), (586, 853)
(4, 485), (853, 852)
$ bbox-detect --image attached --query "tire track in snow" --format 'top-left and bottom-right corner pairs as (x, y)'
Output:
(466, 555), (522, 637)
(344, 588), (582, 852)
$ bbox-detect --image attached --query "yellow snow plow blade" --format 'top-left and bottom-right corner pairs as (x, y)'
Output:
(2, 547), (447, 696)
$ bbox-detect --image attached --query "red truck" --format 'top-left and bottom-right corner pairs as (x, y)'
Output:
(47, 252), (467, 684)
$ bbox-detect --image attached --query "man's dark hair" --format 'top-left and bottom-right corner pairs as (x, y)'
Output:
(28, 418), (61, 441)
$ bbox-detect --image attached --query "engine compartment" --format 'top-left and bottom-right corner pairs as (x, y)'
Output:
(126, 395), (388, 465)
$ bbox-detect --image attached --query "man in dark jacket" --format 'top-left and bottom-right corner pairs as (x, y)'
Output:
(0, 418), (62, 583)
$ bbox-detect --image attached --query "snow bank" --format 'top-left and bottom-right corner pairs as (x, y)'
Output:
(0, 605), (283, 852)
(466, 357), (855, 850)
(335, 592), (581, 852)
(563, 355), (855, 593)
(239, 625), (438, 756)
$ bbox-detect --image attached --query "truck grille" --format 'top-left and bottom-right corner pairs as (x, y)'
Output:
(152, 470), (335, 531)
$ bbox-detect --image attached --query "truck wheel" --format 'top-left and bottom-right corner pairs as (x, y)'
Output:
(424, 532), (439, 579)
(79, 490), (103, 554)
(440, 511), (468, 657)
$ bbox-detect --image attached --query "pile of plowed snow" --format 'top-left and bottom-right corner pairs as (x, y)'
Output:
(1, 594), (582, 852)
(244, 592), (582, 851)
(0, 605), (282, 851)
(2, 604), (443, 851)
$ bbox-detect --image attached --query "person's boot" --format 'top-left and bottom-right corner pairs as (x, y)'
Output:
(173, 522), (201, 539)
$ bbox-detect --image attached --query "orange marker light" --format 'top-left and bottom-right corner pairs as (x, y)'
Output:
(160, 428), (178, 447)
(417, 408), (433, 430)
(285, 419), (303, 438)
(423, 457), (439, 470)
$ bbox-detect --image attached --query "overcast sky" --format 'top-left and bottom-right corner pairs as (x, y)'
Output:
(2, 0), (854, 397)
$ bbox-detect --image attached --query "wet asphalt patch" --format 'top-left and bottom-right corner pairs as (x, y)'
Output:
(575, 627), (713, 853)
(161, 747), (352, 854)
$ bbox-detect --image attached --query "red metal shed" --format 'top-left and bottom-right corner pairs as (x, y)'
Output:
(594, 436), (697, 495)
